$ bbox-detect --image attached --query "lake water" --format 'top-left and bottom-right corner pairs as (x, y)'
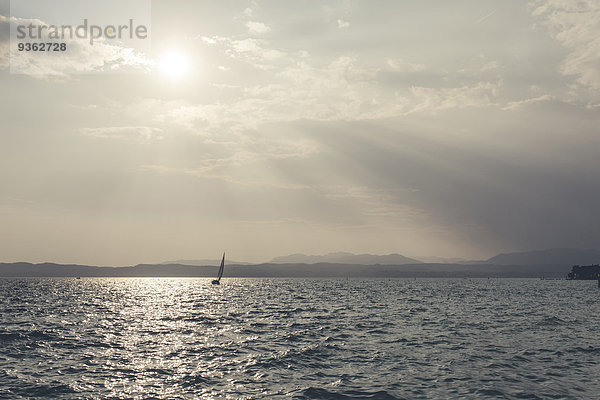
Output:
(1, 278), (599, 399)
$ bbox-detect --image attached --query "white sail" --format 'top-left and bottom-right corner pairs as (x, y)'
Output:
(216, 253), (225, 280)
(211, 253), (225, 284)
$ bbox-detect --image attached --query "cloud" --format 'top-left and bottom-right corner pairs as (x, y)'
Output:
(182, 27), (514, 131)
(119, 49), (502, 135)
(246, 21), (271, 35)
(0, 16), (8, 67)
(502, 94), (554, 110)
(230, 38), (262, 53)
(531, 0), (600, 93)
(0, 15), (153, 77)
(386, 59), (426, 72)
(407, 82), (500, 114)
(200, 36), (217, 44)
(81, 126), (163, 142)
(337, 19), (350, 29)
(226, 38), (285, 66)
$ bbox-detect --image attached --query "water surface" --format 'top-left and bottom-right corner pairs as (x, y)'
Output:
(1, 278), (599, 399)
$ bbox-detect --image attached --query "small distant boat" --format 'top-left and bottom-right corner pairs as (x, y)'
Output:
(211, 253), (225, 285)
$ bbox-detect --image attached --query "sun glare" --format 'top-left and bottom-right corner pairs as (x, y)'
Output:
(159, 50), (191, 80)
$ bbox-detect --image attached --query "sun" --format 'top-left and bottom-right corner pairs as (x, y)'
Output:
(158, 50), (191, 80)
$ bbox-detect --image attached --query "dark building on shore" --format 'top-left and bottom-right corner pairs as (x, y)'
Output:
(567, 265), (600, 280)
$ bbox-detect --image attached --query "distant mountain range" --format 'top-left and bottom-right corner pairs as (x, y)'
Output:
(485, 248), (600, 266)
(0, 261), (570, 278)
(1, 248), (597, 278)
(160, 259), (253, 266)
(270, 252), (422, 265)
(269, 248), (600, 266)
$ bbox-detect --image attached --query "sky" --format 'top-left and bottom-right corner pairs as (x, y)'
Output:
(0, 0), (599, 265)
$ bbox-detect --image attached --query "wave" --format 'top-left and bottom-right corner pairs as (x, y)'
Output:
(297, 387), (402, 400)
(0, 330), (57, 343)
(5, 382), (76, 398)
(537, 316), (568, 326)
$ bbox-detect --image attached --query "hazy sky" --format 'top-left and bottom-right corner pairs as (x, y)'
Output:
(1, 0), (599, 265)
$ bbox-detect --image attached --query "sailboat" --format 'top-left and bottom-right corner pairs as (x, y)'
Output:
(211, 253), (225, 285)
